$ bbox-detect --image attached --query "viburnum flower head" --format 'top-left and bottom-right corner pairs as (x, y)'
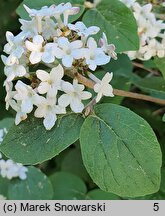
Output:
(120, 0), (165, 60)
(1, 2), (116, 130)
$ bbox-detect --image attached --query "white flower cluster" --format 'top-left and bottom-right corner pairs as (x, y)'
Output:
(0, 153), (28, 180)
(120, 0), (165, 60)
(1, 2), (115, 130)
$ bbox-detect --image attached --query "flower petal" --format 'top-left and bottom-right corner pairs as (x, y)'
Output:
(58, 37), (69, 50)
(43, 113), (57, 130)
(29, 51), (42, 64)
(38, 82), (50, 94)
(21, 99), (33, 113)
(36, 70), (50, 82)
(61, 81), (74, 94)
(62, 55), (73, 68)
(33, 35), (44, 45)
(70, 40), (83, 49)
(81, 91), (92, 100)
(70, 97), (84, 113)
(50, 64), (64, 82)
(58, 94), (71, 107)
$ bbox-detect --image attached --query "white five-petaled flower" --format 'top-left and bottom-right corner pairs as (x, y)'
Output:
(4, 82), (16, 110)
(8, 100), (27, 125)
(2, 58), (27, 82)
(14, 81), (36, 114)
(68, 22), (100, 41)
(94, 72), (114, 102)
(99, 33), (117, 60)
(25, 35), (62, 64)
(59, 79), (92, 113)
(34, 95), (66, 130)
(54, 3), (80, 26)
(57, 37), (83, 67)
(3, 31), (24, 62)
(36, 64), (64, 96)
(83, 37), (110, 71)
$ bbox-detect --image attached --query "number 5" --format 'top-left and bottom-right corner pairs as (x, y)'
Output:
(153, 203), (159, 211)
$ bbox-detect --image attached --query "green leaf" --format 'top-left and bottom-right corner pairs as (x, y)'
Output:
(61, 147), (90, 182)
(0, 118), (14, 130)
(50, 172), (87, 199)
(0, 176), (10, 199)
(83, 0), (139, 52)
(86, 189), (121, 200)
(0, 113), (84, 165)
(8, 167), (53, 200)
(160, 168), (165, 193)
(80, 103), (162, 197)
(103, 54), (133, 78)
(133, 76), (165, 100)
(16, 0), (84, 23)
(154, 57), (165, 80)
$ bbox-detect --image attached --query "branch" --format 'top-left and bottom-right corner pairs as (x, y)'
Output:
(133, 62), (159, 75)
(65, 70), (165, 106)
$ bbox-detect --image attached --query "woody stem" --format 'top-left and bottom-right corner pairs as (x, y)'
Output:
(64, 69), (165, 106)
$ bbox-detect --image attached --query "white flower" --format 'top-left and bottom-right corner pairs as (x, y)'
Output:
(23, 4), (55, 18)
(59, 79), (92, 113)
(11, 101), (28, 125)
(68, 22), (100, 42)
(19, 18), (38, 38)
(99, 33), (117, 60)
(42, 18), (58, 40)
(36, 64), (64, 96)
(14, 81), (36, 114)
(34, 95), (66, 130)
(94, 72), (114, 102)
(62, 3), (80, 26)
(122, 1), (165, 60)
(0, 157), (28, 180)
(83, 37), (110, 71)
(3, 63), (27, 82)
(3, 31), (24, 60)
(57, 37), (83, 67)
(25, 35), (63, 64)
(4, 81), (17, 110)
(54, 3), (80, 26)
